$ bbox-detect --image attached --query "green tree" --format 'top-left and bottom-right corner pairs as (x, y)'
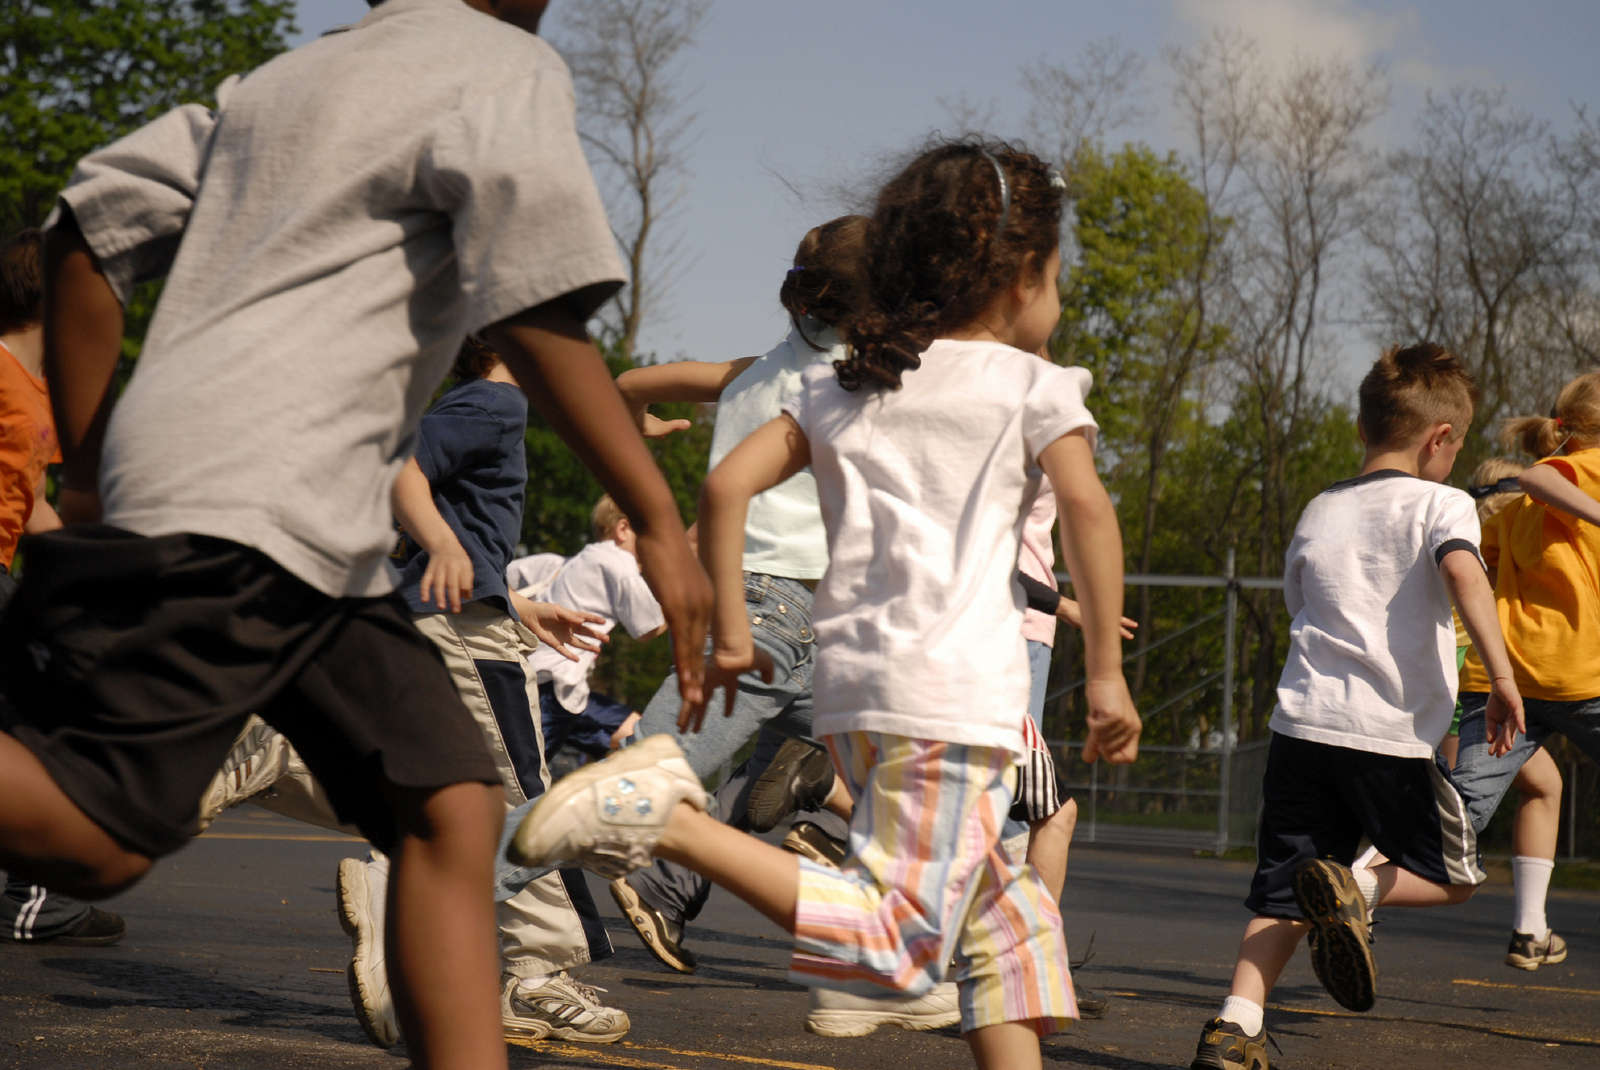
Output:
(0, 0), (296, 233)
(1055, 143), (1228, 698)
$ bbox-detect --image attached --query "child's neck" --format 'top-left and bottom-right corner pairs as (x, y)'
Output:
(0, 326), (44, 379)
(1359, 446), (1421, 478)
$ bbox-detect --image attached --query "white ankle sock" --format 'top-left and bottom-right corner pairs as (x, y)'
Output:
(1512, 856), (1555, 938)
(1351, 864), (1380, 912)
(1218, 995), (1264, 1036)
(516, 973), (553, 993)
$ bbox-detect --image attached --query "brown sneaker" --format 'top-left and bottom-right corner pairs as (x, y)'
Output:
(747, 738), (835, 832)
(782, 821), (847, 867)
(1293, 858), (1376, 1012)
(1505, 929), (1567, 971)
(1190, 1017), (1269, 1070)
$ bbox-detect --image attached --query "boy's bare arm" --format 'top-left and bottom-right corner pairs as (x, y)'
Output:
(1440, 548), (1525, 754)
(42, 209), (125, 521)
(391, 457), (473, 613)
(615, 357), (759, 438)
(1039, 430), (1141, 764)
(1520, 464), (1600, 526)
(486, 295), (711, 705)
(24, 476), (63, 534)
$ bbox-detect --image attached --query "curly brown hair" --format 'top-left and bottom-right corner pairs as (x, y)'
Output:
(779, 214), (869, 351)
(834, 138), (1062, 391)
(0, 228), (42, 335)
(451, 334), (499, 381)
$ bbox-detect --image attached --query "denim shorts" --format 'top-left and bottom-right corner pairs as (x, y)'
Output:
(1454, 690), (1600, 832)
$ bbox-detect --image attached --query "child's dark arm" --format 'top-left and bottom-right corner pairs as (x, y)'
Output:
(486, 293), (712, 706)
(42, 209), (124, 523)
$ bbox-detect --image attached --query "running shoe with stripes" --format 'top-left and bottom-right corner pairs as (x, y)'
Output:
(806, 981), (960, 1037)
(746, 738), (834, 832)
(501, 972), (629, 1043)
(782, 821), (847, 867)
(1190, 1017), (1270, 1070)
(1293, 858), (1376, 1012)
(1505, 928), (1567, 971)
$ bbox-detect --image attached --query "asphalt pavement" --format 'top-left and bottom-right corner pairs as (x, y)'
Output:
(2, 805), (1597, 1069)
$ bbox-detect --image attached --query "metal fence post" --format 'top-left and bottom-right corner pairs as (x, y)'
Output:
(1217, 546), (1237, 855)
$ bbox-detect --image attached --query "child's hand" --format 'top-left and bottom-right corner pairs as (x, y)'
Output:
(418, 541), (474, 613)
(518, 600), (607, 661)
(1485, 675), (1526, 757)
(639, 409), (693, 439)
(678, 643), (773, 734)
(1081, 677), (1141, 764)
(1056, 597), (1138, 640)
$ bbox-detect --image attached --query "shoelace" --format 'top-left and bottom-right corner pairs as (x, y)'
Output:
(1070, 931), (1096, 972)
(557, 972), (609, 1007)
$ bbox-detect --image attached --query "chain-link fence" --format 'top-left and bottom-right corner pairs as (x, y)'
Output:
(1041, 557), (1599, 859)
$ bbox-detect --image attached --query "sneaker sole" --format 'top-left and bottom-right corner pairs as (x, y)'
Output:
(805, 1006), (960, 1038)
(1189, 1047), (1268, 1070)
(608, 879), (696, 974)
(747, 739), (829, 833)
(337, 859), (397, 1049)
(503, 1015), (629, 1044)
(782, 829), (845, 868)
(508, 734), (689, 869)
(1294, 859), (1376, 1013)
(1507, 946), (1568, 970)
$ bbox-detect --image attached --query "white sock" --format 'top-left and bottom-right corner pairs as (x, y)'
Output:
(516, 972), (553, 993)
(1218, 995), (1264, 1035)
(1512, 856), (1555, 938)
(1351, 843), (1382, 870)
(1351, 865), (1381, 913)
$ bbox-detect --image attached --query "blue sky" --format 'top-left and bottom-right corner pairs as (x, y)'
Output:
(292, 0), (1599, 379)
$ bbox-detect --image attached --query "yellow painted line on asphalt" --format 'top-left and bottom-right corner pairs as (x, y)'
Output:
(1453, 977), (1600, 998)
(508, 1038), (839, 1069)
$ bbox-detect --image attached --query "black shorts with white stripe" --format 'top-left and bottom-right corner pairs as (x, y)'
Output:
(1008, 729), (1062, 823)
(1245, 732), (1484, 919)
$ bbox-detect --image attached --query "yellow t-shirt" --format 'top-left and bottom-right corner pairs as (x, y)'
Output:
(1461, 448), (1600, 700)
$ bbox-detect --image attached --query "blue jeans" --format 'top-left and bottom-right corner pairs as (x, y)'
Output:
(1454, 690), (1600, 833)
(494, 573), (844, 903)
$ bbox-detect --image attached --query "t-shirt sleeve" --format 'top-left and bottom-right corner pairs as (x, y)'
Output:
(422, 53), (625, 332)
(413, 401), (500, 484)
(1021, 364), (1099, 463)
(1530, 455), (1587, 535)
(780, 364), (829, 439)
(46, 91), (231, 305)
(607, 561), (665, 639)
(1428, 489), (1484, 568)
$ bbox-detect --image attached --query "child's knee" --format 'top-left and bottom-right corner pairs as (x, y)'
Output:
(1055, 797), (1077, 835)
(1445, 883), (1476, 905)
(40, 848), (152, 900)
(394, 780), (504, 847)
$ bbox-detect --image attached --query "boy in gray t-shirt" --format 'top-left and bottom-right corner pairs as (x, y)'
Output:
(1, 2), (709, 1066)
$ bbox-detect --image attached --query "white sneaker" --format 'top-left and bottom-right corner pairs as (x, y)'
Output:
(195, 717), (292, 831)
(502, 972), (630, 1044)
(806, 981), (961, 1037)
(508, 734), (711, 879)
(336, 853), (398, 1048)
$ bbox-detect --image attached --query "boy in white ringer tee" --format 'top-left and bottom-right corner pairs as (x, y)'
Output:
(1190, 343), (1524, 1070)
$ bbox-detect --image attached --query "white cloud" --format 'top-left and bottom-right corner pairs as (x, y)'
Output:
(1171, 0), (1417, 70)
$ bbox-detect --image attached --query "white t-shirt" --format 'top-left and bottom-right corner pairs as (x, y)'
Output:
(57, 0), (623, 597)
(707, 320), (841, 580)
(1270, 470), (1483, 758)
(528, 540), (664, 713)
(506, 552), (566, 599)
(783, 339), (1098, 756)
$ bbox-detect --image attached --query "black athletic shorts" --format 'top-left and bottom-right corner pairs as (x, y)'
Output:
(0, 526), (500, 858)
(1245, 732), (1484, 918)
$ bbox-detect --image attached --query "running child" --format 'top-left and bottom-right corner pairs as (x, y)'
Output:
(1452, 371), (1600, 971)
(0, 228), (123, 947)
(512, 139), (1142, 1070)
(5, 3), (708, 1067)
(1190, 343), (1523, 1070)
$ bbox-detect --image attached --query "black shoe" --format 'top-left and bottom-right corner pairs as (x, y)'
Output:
(782, 821), (847, 867)
(1076, 986), (1109, 1020)
(608, 878), (696, 974)
(41, 907), (126, 947)
(1191, 1017), (1269, 1070)
(747, 738), (834, 832)
(1293, 858), (1376, 1012)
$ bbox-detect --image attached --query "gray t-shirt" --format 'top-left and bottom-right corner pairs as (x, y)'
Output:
(54, 0), (624, 596)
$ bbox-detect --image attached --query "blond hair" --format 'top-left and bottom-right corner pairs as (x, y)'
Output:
(590, 494), (627, 542)
(1500, 370), (1600, 458)
(1467, 457), (1525, 524)
(1357, 342), (1477, 449)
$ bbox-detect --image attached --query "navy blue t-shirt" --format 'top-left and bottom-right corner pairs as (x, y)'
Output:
(394, 378), (528, 615)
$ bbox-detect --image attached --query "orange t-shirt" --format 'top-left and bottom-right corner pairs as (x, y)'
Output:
(0, 341), (61, 567)
(1461, 448), (1600, 701)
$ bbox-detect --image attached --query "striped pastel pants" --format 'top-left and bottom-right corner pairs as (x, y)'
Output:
(789, 731), (1075, 1035)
